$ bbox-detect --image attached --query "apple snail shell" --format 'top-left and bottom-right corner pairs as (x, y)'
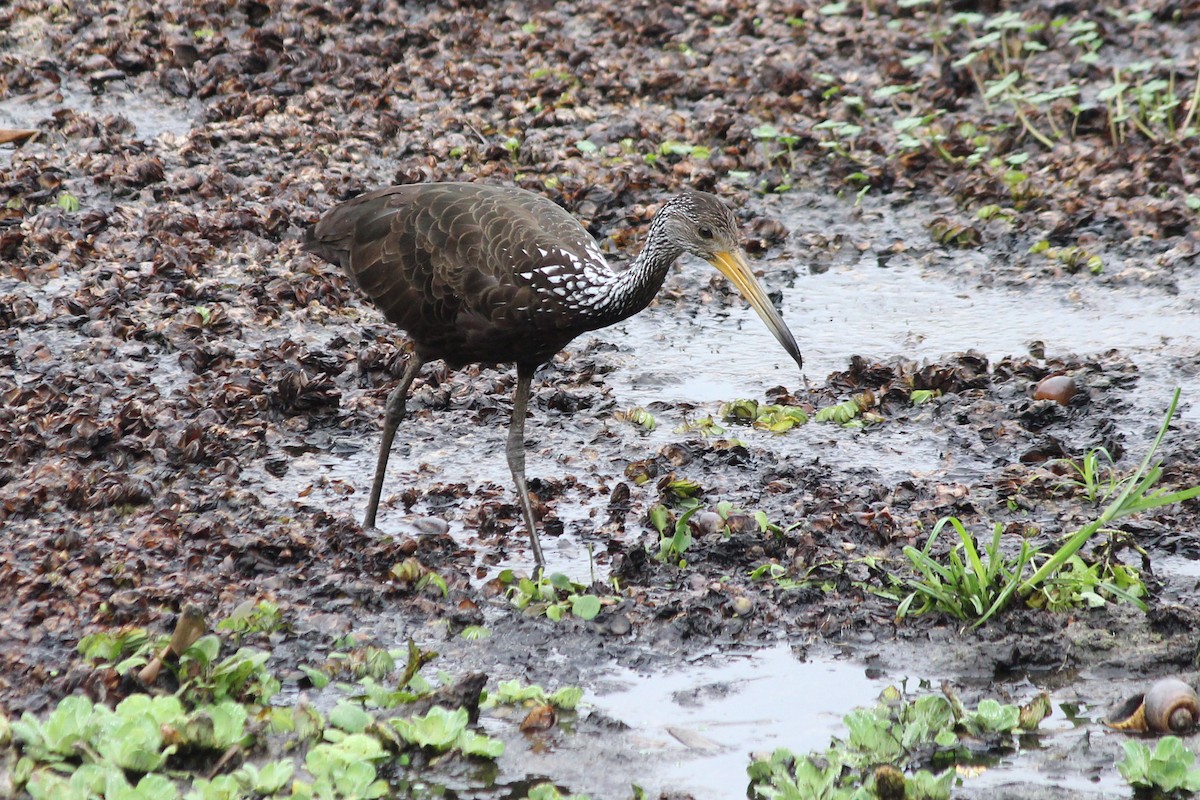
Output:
(1105, 678), (1199, 734)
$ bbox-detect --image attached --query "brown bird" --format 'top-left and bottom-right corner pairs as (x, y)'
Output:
(304, 182), (803, 571)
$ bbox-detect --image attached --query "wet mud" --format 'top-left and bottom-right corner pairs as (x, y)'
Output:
(2, 1), (1199, 797)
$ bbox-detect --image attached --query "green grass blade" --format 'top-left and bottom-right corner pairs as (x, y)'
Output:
(1095, 581), (1149, 612)
(950, 517), (989, 594)
(1017, 389), (1183, 595)
(903, 546), (954, 583)
(974, 542), (1042, 627)
(1121, 485), (1200, 514)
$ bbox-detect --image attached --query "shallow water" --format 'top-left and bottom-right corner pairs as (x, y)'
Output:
(548, 643), (1129, 799)
(588, 644), (884, 795)
(0, 79), (198, 140)
(1154, 553), (1200, 581)
(604, 251), (1200, 421)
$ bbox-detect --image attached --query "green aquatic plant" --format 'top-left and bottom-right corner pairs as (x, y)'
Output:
(12, 618), (521, 800)
(78, 627), (157, 674)
(747, 684), (1047, 800)
(499, 569), (606, 621)
(998, 389), (1198, 618)
(11, 693), (253, 768)
(523, 783), (591, 800)
(894, 517), (1037, 622)
(893, 514), (1147, 623)
(26, 767), (178, 800)
(813, 393), (878, 427)
(481, 679), (583, 711)
(234, 761), (294, 796)
(302, 732), (389, 799)
(217, 600), (285, 639)
(750, 556), (887, 595)
(178, 639), (280, 706)
(1030, 551), (1145, 612)
(390, 706), (504, 757)
(460, 625), (491, 640)
(663, 476), (704, 501)
(721, 398), (809, 432)
(674, 412), (727, 438)
(389, 557), (449, 597)
(614, 406), (657, 431)
(1117, 736), (1200, 795)
(322, 642), (400, 683)
(56, 191), (80, 212)
(1028, 239), (1104, 275)
(650, 502), (700, 565)
(749, 124), (802, 191)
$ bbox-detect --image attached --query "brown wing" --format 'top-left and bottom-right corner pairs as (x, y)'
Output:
(303, 183), (615, 366)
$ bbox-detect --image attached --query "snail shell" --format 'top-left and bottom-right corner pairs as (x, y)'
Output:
(1145, 678), (1199, 734)
(1106, 678), (1199, 734)
(1034, 374), (1077, 405)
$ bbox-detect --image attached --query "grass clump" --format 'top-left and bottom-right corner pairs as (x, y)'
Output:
(892, 390), (1199, 625)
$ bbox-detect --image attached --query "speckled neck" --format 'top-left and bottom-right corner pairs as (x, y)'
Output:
(580, 196), (691, 327)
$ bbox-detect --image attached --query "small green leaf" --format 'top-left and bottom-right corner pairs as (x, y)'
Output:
(911, 389), (940, 405)
(934, 728), (958, 747)
(648, 504), (670, 534)
(571, 595), (601, 620)
(391, 707), (468, 751)
(299, 664), (331, 689)
(456, 730), (505, 758)
(548, 686), (584, 710)
(460, 625), (492, 640)
(329, 702), (372, 733)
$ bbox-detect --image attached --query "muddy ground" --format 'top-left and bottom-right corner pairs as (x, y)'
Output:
(1, 1), (1199, 797)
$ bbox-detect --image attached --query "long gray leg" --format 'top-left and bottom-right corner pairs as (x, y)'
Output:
(364, 354), (424, 528)
(507, 363), (546, 572)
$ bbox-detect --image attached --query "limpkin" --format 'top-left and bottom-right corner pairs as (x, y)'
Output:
(304, 182), (803, 570)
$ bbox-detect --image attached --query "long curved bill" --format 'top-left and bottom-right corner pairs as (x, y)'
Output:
(709, 249), (804, 371)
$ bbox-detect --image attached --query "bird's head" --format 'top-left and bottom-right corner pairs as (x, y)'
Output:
(659, 190), (804, 372)
(659, 189), (743, 262)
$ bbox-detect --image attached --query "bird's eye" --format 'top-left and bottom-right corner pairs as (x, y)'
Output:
(698, 226), (714, 239)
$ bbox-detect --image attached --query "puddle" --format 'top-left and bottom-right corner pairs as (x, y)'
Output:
(0, 79), (199, 142)
(600, 255), (1200, 419)
(277, 434), (611, 579)
(587, 644), (885, 798)
(1154, 554), (1200, 581)
(952, 677), (1137, 799)
(964, 747), (1128, 798)
(565, 644), (1135, 799)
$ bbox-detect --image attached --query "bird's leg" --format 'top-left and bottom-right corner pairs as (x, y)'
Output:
(507, 363), (546, 573)
(364, 354), (424, 529)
